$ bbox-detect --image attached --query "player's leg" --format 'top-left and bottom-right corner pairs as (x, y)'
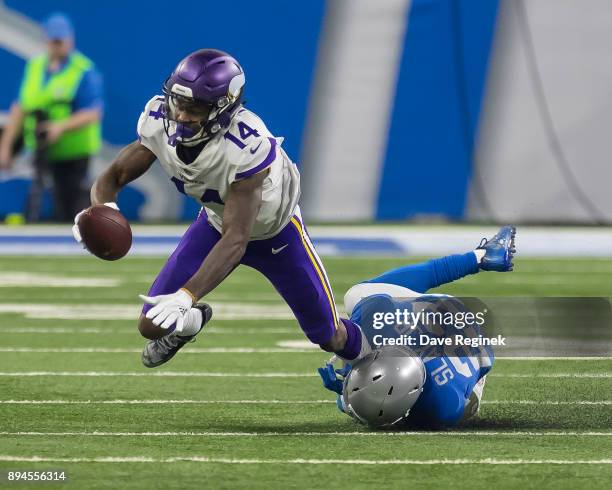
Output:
(344, 226), (516, 314)
(140, 210), (219, 338)
(139, 211), (218, 367)
(368, 252), (480, 292)
(241, 212), (369, 361)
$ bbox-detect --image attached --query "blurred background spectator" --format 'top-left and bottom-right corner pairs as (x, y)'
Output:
(0, 11), (103, 222)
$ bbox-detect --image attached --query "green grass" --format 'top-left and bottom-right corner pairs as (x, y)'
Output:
(0, 255), (611, 489)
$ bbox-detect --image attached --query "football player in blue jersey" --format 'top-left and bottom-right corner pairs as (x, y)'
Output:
(318, 225), (516, 428)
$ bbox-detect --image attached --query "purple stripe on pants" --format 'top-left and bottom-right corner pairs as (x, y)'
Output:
(143, 212), (338, 344)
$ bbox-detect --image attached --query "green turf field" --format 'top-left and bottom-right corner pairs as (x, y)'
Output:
(0, 256), (610, 489)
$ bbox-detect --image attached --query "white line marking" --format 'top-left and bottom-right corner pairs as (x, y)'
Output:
(492, 373), (612, 378)
(276, 340), (318, 349)
(0, 371), (608, 378)
(2, 328), (110, 334)
(0, 371), (314, 377)
(1, 430), (610, 437)
(0, 347), (320, 354)
(0, 399), (608, 406)
(0, 399), (333, 405)
(0, 327), (300, 335)
(0, 272), (120, 287)
(0, 303), (295, 320)
(494, 357), (612, 361)
(483, 400), (611, 405)
(0, 456), (609, 465)
(0, 347), (610, 360)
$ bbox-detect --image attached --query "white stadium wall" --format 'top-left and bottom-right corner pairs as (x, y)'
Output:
(467, 0), (612, 224)
(300, 0), (411, 221)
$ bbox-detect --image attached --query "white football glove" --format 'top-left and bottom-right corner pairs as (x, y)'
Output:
(139, 288), (195, 332)
(72, 202), (119, 245)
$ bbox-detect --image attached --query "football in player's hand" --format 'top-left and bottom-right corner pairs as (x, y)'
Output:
(78, 205), (132, 260)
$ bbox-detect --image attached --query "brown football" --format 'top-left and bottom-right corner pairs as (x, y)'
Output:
(78, 205), (132, 260)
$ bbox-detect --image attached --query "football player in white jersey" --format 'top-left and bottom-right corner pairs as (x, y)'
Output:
(73, 49), (371, 367)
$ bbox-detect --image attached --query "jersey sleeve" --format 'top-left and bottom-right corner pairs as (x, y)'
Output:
(225, 111), (278, 183)
(233, 136), (277, 181)
(136, 95), (165, 151)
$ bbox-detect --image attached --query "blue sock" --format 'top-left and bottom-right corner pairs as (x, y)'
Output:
(336, 318), (362, 360)
(365, 252), (479, 293)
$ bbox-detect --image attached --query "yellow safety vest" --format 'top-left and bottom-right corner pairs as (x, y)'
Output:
(19, 51), (101, 161)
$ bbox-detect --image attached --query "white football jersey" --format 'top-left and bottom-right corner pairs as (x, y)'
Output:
(137, 95), (301, 239)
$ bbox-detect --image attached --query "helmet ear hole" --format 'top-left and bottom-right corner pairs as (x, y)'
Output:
(372, 374), (383, 381)
(387, 386), (394, 395)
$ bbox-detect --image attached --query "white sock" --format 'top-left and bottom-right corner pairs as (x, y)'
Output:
(337, 324), (372, 363)
(177, 307), (203, 337)
(356, 326), (372, 360)
(473, 249), (486, 263)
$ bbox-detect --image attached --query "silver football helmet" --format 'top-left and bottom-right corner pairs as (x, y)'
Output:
(342, 346), (426, 428)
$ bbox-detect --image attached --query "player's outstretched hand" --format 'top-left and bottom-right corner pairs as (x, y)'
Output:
(317, 361), (352, 395)
(139, 289), (195, 332)
(72, 202), (119, 246)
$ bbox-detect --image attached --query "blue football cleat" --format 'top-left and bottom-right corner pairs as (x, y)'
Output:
(476, 225), (517, 272)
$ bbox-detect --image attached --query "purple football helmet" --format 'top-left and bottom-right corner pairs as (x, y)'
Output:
(162, 48), (245, 146)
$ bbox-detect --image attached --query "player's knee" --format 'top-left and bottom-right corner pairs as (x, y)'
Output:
(343, 284), (364, 317)
(318, 321), (347, 352)
(138, 314), (166, 340)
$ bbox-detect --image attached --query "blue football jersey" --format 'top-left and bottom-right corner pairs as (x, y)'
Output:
(350, 294), (494, 427)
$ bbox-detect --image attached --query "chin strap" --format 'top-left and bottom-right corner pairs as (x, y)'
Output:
(204, 99), (242, 136)
(164, 97), (243, 147)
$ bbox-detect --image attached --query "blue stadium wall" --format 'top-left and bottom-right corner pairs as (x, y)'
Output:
(377, 0), (499, 220)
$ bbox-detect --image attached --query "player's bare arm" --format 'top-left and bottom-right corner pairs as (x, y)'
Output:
(138, 168), (267, 339)
(72, 141), (156, 250)
(183, 169), (268, 300)
(90, 141), (156, 204)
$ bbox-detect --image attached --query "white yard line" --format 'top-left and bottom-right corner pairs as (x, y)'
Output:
(0, 456), (610, 465)
(491, 373), (612, 378)
(0, 327), (300, 335)
(0, 347), (319, 354)
(494, 357), (612, 361)
(0, 347), (610, 361)
(0, 371), (608, 378)
(0, 399), (333, 405)
(0, 303), (296, 320)
(0, 371), (314, 377)
(0, 399), (608, 406)
(1, 430), (610, 437)
(0, 272), (120, 287)
(483, 400), (611, 405)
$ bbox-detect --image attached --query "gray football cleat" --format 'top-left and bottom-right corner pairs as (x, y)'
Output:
(141, 303), (212, 368)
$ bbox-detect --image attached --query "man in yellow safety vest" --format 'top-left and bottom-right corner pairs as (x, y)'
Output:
(0, 12), (103, 222)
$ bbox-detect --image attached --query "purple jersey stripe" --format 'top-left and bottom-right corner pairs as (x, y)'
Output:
(235, 137), (277, 180)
